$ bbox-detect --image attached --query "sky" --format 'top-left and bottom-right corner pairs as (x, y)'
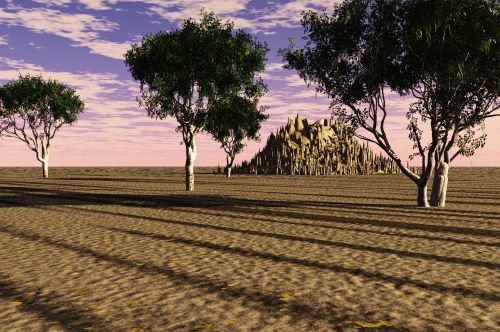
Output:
(0, 0), (498, 167)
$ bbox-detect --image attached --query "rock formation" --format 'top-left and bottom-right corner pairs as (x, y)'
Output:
(236, 114), (402, 175)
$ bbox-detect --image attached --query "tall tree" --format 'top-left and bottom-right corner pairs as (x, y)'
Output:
(399, 0), (499, 207)
(124, 11), (268, 191)
(280, 0), (499, 207)
(0, 75), (84, 178)
(206, 93), (268, 178)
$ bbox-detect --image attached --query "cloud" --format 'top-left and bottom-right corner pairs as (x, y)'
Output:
(0, 6), (130, 59)
(0, 0), (340, 60)
(0, 35), (7, 45)
(32, 0), (110, 10)
(32, 0), (71, 6)
(131, 0), (339, 34)
(0, 57), (132, 107)
(144, 0), (251, 22)
(250, 0), (336, 30)
(78, 0), (112, 10)
(28, 0), (335, 34)
(0, 57), (183, 149)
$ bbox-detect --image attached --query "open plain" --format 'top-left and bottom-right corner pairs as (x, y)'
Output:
(0, 167), (499, 331)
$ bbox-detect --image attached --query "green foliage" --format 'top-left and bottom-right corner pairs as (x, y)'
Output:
(398, 0), (499, 131)
(205, 93), (269, 157)
(279, 0), (401, 108)
(0, 74), (84, 125)
(280, 0), (499, 169)
(124, 11), (268, 135)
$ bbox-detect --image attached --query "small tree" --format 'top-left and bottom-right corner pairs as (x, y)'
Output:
(206, 94), (268, 177)
(125, 11), (268, 191)
(0, 75), (84, 178)
(280, 0), (499, 207)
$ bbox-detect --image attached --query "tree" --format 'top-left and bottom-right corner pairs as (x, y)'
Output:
(280, 0), (499, 207)
(124, 11), (268, 191)
(206, 94), (268, 177)
(399, 0), (499, 207)
(0, 75), (84, 178)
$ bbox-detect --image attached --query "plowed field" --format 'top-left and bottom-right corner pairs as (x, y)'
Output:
(0, 167), (499, 331)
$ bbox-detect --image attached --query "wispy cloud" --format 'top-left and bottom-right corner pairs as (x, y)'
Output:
(32, 0), (71, 6)
(0, 35), (7, 45)
(0, 57), (132, 110)
(0, 5), (130, 59)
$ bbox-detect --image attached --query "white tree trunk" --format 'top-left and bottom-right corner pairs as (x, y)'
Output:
(41, 147), (49, 178)
(185, 135), (196, 192)
(42, 159), (49, 178)
(431, 161), (449, 207)
(226, 154), (234, 178)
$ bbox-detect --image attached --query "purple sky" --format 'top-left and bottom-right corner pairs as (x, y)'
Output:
(0, 0), (499, 167)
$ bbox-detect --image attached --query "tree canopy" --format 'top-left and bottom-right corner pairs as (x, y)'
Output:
(125, 11), (268, 190)
(205, 93), (268, 177)
(0, 74), (84, 177)
(280, 0), (499, 207)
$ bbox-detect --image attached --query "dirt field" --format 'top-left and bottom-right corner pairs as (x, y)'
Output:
(0, 167), (498, 332)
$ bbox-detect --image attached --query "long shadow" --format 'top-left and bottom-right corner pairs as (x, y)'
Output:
(167, 207), (500, 249)
(284, 198), (500, 220)
(61, 205), (500, 270)
(1, 180), (117, 192)
(0, 274), (110, 331)
(18, 181), (500, 220)
(0, 224), (381, 330)
(1, 188), (499, 239)
(2, 183), (499, 222)
(62, 177), (181, 183)
(222, 188), (416, 202)
(4, 221), (493, 306)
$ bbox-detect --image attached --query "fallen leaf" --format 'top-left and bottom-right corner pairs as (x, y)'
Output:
(194, 323), (213, 329)
(83, 327), (93, 331)
(74, 289), (89, 296)
(10, 301), (22, 307)
(226, 319), (238, 324)
(279, 293), (294, 302)
(98, 310), (111, 317)
(129, 328), (144, 332)
(354, 320), (396, 328)
(279, 307), (289, 312)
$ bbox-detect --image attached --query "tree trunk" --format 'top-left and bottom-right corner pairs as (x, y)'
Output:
(417, 182), (430, 207)
(41, 146), (49, 178)
(42, 159), (49, 178)
(184, 135), (196, 192)
(430, 161), (449, 207)
(226, 154), (234, 178)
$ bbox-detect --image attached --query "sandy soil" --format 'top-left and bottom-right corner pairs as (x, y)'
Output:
(0, 167), (498, 332)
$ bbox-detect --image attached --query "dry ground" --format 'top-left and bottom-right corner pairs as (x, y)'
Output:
(0, 167), (498, 332)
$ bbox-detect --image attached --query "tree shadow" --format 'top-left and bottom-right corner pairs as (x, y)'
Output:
(0, 186), (499, 239)
(155, 207), (500, 248)
(0, 273), (110, 331)
(96, 224), (500, 302)
(0, 224), (403, 331)
(66, 205), (500, 270)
